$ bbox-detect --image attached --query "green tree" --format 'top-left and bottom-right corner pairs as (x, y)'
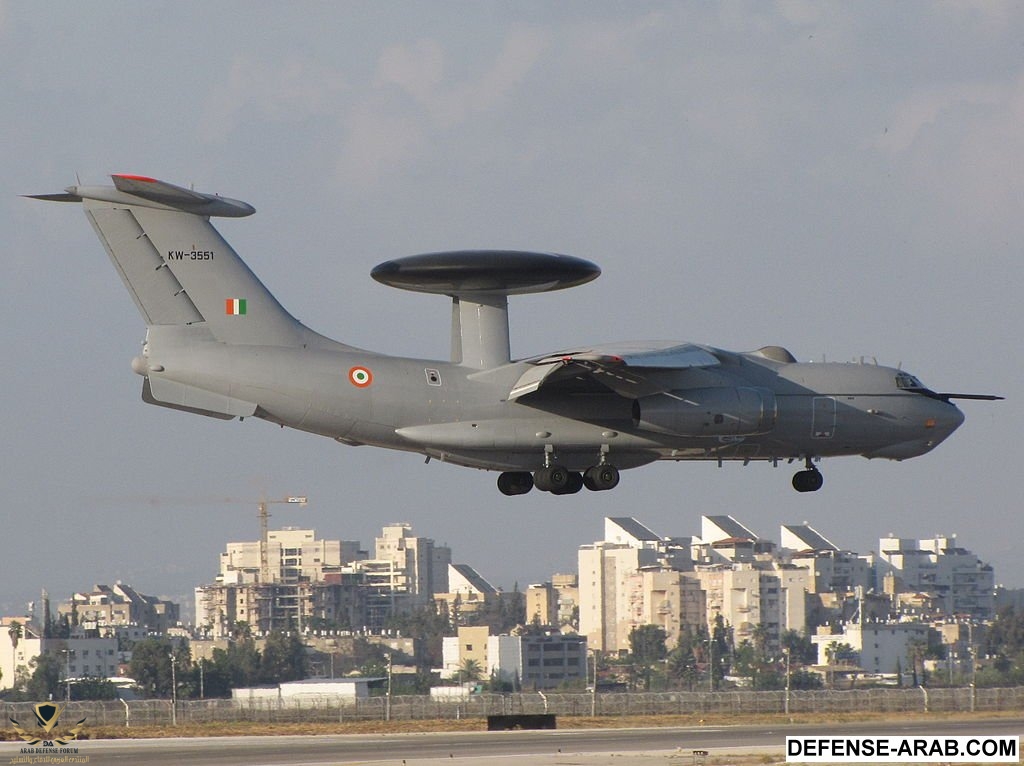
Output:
(260, 631), (307, 684)
(386, 607), (451, 668)
(458, 658), (483, 684)
(210, 639), (261, 690)
(667, 632), (699, 691)
(26, 652), (62, 700)
(130, 639), (190, 698)
(8, 620), (22, 652)
(824, 641), (856, 689)
(789, 667), (824, 690)
(781, 629), (817, 664)
(70, 677), (118, 701)
(628, 624), (668, 691)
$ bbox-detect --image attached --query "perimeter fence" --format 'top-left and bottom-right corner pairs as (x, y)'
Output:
(4, 686), (1024, 729)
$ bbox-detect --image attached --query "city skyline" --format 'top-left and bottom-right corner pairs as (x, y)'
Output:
(1, 509), (1005, 628)
(3, 4), (1020, 619)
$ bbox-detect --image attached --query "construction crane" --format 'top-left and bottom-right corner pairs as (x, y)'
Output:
(258, 495), (308, 583)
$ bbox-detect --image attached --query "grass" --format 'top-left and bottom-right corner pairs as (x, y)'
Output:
(2, 709), (1020, 741)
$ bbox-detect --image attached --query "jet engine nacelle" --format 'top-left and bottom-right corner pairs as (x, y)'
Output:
(632, 387), (777, 436)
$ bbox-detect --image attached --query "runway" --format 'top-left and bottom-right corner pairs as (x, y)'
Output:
(8, 717), (1021, 765)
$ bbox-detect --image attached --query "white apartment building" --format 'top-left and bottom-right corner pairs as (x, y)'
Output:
(0, 619), (119, 692)
(812, 621), (930, 676)
(686, 563), (810, 650)
(374, 523), (451, 607)
(578, 541), (661, 653)
(877, 535), (994, 619)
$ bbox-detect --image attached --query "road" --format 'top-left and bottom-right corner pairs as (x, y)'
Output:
(9, 716), (1018, 765)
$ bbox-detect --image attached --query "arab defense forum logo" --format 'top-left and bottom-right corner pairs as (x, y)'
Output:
(9, 702), (86, 747)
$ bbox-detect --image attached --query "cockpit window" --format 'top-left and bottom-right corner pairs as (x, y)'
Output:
(895, 372), (924, 390)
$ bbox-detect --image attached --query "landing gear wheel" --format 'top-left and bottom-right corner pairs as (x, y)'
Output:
(497, 471), (534, 496)
(583, 465), (620, 491)
(534, 465), (570, 493)
(552, 471), (584, 495)
(792, 469), (824, 493)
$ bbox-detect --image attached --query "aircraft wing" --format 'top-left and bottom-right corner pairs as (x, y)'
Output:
(510, 342), (720, 400)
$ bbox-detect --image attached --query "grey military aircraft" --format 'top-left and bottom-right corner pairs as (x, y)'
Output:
(30, 175), (1001, 495)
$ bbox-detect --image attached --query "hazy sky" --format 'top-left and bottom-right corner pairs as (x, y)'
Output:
(2, 2), (1021, 619)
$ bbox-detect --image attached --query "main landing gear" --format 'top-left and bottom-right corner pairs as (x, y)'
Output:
(496, 464), (621, 496)
(792, 457), (824, 493)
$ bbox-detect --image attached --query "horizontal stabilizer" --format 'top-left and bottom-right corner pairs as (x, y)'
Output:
(28, 174), (255, 218)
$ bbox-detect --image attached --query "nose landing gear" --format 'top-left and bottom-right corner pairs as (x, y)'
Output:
(792, 457), (824, 493)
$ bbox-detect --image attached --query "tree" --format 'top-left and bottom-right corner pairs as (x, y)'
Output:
(907, 638), (928, 687)
(824, 641), (856, 689)
(781, 629), (817, 664)
(628, 624), (668, 691)
(457, 658), (483, 684)
(260, 631), (306, 684)
(26, 652), (62, 700)
(667, 632), (699, 691)
(8, 620), (21, 650)
(130, 638), (190, 698)
(69, 677), (118, 701)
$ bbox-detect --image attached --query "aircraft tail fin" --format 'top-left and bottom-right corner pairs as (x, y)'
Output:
(31, 175), (310, 347)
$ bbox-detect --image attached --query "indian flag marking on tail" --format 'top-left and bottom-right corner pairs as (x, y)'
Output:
(349, 366), (373, 388)
(225, 298), (247, 315)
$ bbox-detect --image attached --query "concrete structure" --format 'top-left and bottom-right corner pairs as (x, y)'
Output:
(436, 563), (498, 620)
(686, 563), (810, 651)
(630, 569), (706, 648)
(691, 515), (774, 565)
(233, 677), (380, 705)
(812, 622), (931, 676)
(442, 627), (587, 690)
(374, 523), (451, 607)
(877, 535), (994, 620)
(58, 583), (179, 634)
(0, 619), (119, 692)
(217, 527), (362, 585)
(495, 633), (587, 690)
(197, 524), (453, 637)
(441, 625), (490, 679)
(527, 574), (580, 630)
(579, 518), (708, 653)
(578, 540), (660, 653)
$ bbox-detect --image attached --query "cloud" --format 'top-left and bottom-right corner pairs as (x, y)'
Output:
(199, 56), (348, 143)
(375, 38), (445, 105)
(875, 72), (1024, 231)
(337, 24), (550, 184)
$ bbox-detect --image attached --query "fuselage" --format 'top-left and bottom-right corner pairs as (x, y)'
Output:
(141, 326), (964, 473)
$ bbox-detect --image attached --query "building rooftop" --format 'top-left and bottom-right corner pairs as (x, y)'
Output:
(703, 515), (758, 542)
(782, 524), (839, 552)
(605, 517), (660, 543)
(449, 563), (497, 595)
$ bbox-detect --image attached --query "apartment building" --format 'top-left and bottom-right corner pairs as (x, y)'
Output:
(877, 535), (994, 620)
(58, 583), (179, 634)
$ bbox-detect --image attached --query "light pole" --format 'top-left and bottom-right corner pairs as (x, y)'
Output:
(169, 653), (177, 727)
(385, 651), (393, 722)
(784, 647), (791, 715)
(707, 636), (714, 692)
(61, 648), (73, 702)
(589, 649), (597, 717)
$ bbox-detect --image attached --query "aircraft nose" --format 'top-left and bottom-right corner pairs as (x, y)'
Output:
(927, 401), (965, 439)
(865, 399), (964, 461)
